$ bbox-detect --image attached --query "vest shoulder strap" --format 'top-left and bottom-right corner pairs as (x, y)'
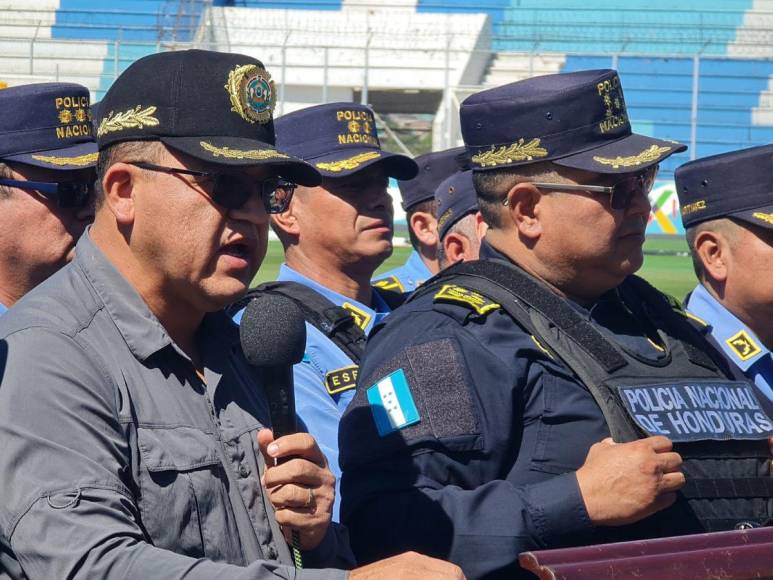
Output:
(233, 281), (366, 364)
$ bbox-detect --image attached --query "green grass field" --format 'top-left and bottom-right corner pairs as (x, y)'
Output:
(254, 236), (697, 300)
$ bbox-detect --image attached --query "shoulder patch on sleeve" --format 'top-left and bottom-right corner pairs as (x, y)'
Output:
(373, 275), (405, 293)
(366, 368), (420, 437)
(433, 284), (501, 315)
(726, 330), (762, 362)
(325, 365), (359, 395)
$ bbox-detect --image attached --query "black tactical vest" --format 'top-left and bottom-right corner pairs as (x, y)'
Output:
(409, 258), (773, 535)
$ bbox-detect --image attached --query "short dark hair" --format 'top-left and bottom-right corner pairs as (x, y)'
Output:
(95, 141), (163, 209)
(406, 198), (438, 250)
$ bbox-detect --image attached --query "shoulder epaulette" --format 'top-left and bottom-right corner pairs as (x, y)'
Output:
(433, 283), (501, 315)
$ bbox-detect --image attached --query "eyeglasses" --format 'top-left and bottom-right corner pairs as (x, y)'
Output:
(0, 178), (94, 208)
(509, 167), (657, 211)
(127, 161), (297, 214)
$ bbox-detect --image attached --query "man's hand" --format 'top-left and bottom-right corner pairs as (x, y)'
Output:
(350, 552), (466, 580)
(576, 436), (685, 527)
(257, 429), (335, 551)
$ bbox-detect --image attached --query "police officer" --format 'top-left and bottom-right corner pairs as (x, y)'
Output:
(435, 170), (487, 269)
(373, 147), (465, 292)
(0, 83), (96, 313)
(241, 102), (417, 520)
(676, 145), (773, 412)
(0, 50), (461, 580)
(339, 70), (773, 579)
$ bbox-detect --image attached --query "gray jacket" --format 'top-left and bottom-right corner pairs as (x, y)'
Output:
(0, 232), (352, 579)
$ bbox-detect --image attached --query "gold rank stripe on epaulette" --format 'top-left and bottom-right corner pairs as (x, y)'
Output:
(683, 310), (708, 328)
(97, 105), (159, 137)
(373, 276), (405, 294)
(315, 151), (382, 173)
(342, 302), (372, 331)
(592, 145), (672, 169)
(325, 365), (359, 395)
(433, 284), (501, 315)
(726, 330), (763, 362)
(471, 138), (548, 168)
(530, 335), (554, 359)
(30, 152), (98, 167)
(199, 141), (289, 160)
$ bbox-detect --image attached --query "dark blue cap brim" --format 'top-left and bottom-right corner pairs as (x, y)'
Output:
(160, 136), (321, 187)
(308, 148), (418, 180)
(3, 140), (98, 171)
(730, 205), (773, 231)
(553, 133), (686, 175)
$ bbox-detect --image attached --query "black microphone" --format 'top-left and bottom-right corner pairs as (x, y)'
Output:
(239, 292), (306, 438)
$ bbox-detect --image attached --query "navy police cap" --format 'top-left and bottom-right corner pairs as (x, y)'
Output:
(461, 69), (686, 175)
(436, 170), (478, 239)
(275, 102), (417, 180)
(0, 82), (97, 171)
(398, 146), (467, 211)
(96, 49), (320, 186)
(675, 144), (773, 230)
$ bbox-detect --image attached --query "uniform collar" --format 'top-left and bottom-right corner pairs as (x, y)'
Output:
(405, 250), (433, 281)
(687, 283), (770, 371)
(278, 263), (389, 333)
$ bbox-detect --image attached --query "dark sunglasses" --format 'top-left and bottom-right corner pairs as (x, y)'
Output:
(0, 178), (93, 208)
(510, 166), (658, 211)
(127, 161), (296, 214)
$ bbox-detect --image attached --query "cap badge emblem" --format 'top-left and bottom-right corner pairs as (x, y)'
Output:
(225, 64), (276, 125)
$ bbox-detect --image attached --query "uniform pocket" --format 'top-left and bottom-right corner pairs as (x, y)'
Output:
(137, 426), (234, 559)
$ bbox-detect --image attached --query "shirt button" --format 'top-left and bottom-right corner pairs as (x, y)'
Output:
(239, 464), (250, 477)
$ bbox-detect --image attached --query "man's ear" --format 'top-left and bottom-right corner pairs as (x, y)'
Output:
(409, 211), (439, 248)
(695, 228), (730, 284)
(101, 163), (138, 226)
(270, 195), (301, 237)
(443, 232), (472, 266)
(504, 182), (543, 240)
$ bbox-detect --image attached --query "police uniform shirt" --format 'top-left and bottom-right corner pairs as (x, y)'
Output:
(372, 250), (432, 294)
(687, 283), (773, 407)
(277, 263), (390, 521)
(0, 303), (6, 316)
(0, 232), (353, 579)
(339, 242), (681, 580)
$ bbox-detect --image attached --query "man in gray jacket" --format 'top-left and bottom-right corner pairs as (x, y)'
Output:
(0, 49), (462, 580)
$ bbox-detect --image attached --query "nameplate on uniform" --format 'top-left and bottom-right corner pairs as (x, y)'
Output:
(325, 365), (359, 395)
(618, 381), (773, 442)
(366, 368), (420, 437)
(433, 284), (501, 315)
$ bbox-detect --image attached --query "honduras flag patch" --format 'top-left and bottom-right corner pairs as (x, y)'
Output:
(367, 368), (420, 437)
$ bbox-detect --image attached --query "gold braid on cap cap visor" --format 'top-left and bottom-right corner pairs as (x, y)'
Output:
(30, 152), (98, 166)
(97, 105), (159, 137)
(593, 145), (672, 169)
(199, 141), (289, 160)
(471, 138), (548, 168)
(315, 151), (382, 172)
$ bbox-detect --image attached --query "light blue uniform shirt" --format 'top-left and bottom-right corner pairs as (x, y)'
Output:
(686, 283), (773, 407)
(372, 249), (432, 294)
(238, 265), (390, 521)
(0, 303), (5, 316)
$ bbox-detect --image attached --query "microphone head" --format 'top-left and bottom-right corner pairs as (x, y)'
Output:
(239, 292), (307, 367)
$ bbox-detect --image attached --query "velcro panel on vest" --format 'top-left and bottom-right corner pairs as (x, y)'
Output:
(345, 337), (482, 459)
(450, 260), (628, 373)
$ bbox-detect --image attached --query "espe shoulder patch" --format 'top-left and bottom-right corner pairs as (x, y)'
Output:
(325, 365), (359, 395)
(433, 284), (500, 315)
